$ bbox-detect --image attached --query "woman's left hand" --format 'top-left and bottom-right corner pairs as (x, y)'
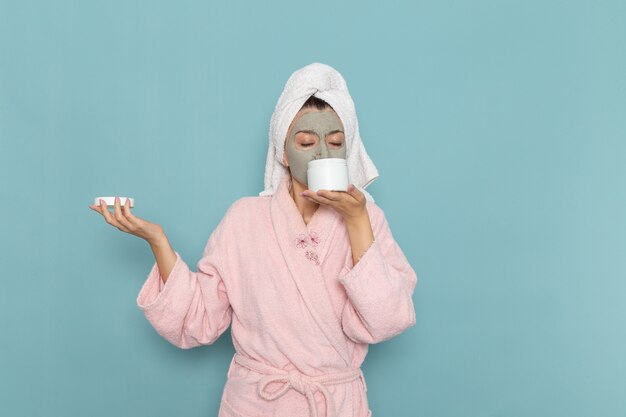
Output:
(301, 184), (367, 222)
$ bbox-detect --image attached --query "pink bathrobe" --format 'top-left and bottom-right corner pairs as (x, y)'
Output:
(136, 175), (418, 417)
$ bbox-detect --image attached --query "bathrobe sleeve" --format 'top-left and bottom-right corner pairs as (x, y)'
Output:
(136, 215), (233, 350)
(339, 204), (418, 344)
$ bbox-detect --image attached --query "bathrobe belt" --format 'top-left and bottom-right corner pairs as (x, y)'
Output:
(233, 353), (366, 417)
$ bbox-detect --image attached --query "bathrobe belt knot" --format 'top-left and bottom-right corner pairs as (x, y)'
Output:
(234, 353), (365, 417)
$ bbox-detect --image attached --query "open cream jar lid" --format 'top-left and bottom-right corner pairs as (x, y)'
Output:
(93, 196), (134, 207)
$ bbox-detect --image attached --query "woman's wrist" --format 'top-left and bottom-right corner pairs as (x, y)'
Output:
(344, 209), (370, 228)
(147, 229), (168, 248)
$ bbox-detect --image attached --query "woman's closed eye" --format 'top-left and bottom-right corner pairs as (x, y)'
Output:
(324, 139), (344, 148)
(295, 132), (317, 147)
(327, 132), (344, 147)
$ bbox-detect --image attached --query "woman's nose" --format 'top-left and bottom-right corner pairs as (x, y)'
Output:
(318, 140), (329, 158)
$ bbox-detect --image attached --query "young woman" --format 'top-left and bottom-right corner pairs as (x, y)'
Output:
(89, 63), (418, 417)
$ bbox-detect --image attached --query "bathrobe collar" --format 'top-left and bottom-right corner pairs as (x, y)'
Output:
(270, 175), (352, 367)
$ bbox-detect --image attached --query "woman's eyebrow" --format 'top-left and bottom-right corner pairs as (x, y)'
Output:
(327, 129), (344, 135)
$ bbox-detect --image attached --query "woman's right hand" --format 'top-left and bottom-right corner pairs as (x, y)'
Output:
(89, 196), (165, 244)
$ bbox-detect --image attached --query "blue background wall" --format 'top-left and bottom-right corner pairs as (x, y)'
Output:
(1, 1), (625, 416)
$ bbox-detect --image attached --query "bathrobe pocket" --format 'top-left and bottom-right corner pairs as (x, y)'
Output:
(221, 397), (272, 417)
(221, 364), (274, 417)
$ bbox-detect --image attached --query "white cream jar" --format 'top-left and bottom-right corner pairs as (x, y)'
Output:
(306, 158), (349, 192)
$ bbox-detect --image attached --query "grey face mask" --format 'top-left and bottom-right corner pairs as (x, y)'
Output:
(285, 111), (347, 186)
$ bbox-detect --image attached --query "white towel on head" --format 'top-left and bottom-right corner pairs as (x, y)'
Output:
(259, 62), (379, 202)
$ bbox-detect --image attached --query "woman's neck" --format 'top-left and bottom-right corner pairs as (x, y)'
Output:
(288, 176), (319, 226)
